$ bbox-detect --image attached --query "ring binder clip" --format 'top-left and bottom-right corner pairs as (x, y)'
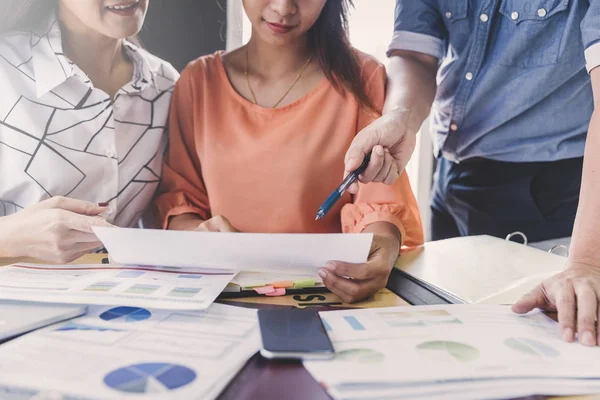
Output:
(505, 231), (528, 245)
(549, 244), (569, 258)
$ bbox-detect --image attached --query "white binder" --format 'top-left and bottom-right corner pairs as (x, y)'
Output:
(395, 235), (567, 305)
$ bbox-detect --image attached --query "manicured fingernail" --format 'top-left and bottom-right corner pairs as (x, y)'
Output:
(562, 328), (573, 342)
(582, 331), (595, 346)
(325, 263), (336, 271)
(375, 146), (384, 156)
(318, 269), (327, 279)
(98, 202), (109, 207)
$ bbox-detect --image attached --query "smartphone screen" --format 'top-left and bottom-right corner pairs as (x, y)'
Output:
(258, 308), (335, 360)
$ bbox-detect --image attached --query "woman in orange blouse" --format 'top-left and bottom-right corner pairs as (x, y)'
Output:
(155, 0), (424, 303)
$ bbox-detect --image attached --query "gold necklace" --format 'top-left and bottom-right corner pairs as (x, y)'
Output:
(245, 48), (313, 108)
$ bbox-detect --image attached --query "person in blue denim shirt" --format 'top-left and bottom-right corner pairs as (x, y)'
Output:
(342, 1), (600, 346)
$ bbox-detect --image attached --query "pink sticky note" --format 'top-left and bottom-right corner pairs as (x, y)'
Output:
(265, 288), (286, 297)
(254, 286), (276, 295)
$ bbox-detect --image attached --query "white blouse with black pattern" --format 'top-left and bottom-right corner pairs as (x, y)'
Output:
(0, 18), (179, 227)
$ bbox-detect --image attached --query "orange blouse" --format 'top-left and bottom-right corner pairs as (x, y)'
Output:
(155, 50), (423, 247)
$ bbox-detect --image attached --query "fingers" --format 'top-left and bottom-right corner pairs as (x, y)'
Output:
(574, 282), (598, 346)
(37, 196), (108, 216)
(196, 215), (238, 233)
(346, 148), (400, 194)
(344, 109), (416, 190)
(556, 283), (576, 342)
(319, 244), (392, 303)
(324, 261), (377, 281)
(511, 286), (548, 314)
(347, 181), (360, 195)
(318, 268), (383, 303)
(66, 213), (114, 234)
(383, 159), (400, 185)
(344, 126), (382, 175)
(372, 148), (395, 184)
(359, 146), (385, 184)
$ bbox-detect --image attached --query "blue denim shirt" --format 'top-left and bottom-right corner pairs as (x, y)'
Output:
(390, 0), (600, 163)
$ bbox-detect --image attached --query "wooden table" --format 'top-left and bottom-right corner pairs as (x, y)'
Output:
(1, 256), (598, 400)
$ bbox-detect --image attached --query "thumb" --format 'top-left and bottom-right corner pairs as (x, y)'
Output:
(511, 287), (547, 314)
(345, 128), (380, 174)
(40, 196), (108, 216)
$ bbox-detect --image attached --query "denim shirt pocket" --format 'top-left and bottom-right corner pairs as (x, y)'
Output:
(496, 0), (571, 68)
(439, 0), (471, 54)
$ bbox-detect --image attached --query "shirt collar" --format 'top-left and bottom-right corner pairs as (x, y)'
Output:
(31, 18), (75, 98)
(31, 17), (157, 99)
(122, 40), (158, 94)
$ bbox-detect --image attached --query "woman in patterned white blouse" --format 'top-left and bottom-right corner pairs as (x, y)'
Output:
(0, 0), (179, 262)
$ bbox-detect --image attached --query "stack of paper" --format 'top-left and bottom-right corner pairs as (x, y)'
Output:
(0, 263), (236, 310)
(0, 303), (260, 400)
(304, 305), (600, 400)
(395, 235), (567, 305)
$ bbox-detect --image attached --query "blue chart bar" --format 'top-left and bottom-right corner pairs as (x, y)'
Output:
(344, 316), (365, 331)
(321, 318), (332, 332)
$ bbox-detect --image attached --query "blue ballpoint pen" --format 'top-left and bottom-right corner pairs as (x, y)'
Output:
(315, 153), (372, 220)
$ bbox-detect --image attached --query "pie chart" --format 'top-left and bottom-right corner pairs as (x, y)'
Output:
(104, 363), (196, 393)
(416, 340), (480, 362)
(335, 348), (385, 364)
(99, 306), (151, 323)
(504, 337), (560, 357)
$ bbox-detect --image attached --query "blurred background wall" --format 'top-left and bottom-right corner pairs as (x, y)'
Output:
(139, 0), (228, 71)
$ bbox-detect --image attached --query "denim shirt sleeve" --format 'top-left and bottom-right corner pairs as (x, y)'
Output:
(387, 0), (448, 59)
(582, 0), (600, 72)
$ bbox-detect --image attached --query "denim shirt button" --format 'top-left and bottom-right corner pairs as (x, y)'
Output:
(537, 8), (547, 17)
(465, 72), (474, 81)
(511, 11), (519, 20)
(450, 123), (458, 132)
(445, 11), (452, 19)
(480, 13), (489, 22)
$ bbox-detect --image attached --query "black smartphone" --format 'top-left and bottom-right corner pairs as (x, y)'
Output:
(257, 308), (335, 360)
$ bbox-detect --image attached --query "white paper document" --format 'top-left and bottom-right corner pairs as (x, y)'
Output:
(304, 305), (600, 400)
(0, 263), (235, 310)
(0, 303), (260, 400)
(93, 227), (373, 274)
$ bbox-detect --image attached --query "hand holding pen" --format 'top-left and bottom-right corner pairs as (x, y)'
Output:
(315, 152), (372, 220)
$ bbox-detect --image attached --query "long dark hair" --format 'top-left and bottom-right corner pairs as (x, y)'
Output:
(308, 0), (377, 113)
(0, 0), (58, 34)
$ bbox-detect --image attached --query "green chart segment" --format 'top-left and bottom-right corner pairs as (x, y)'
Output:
(416, 341), (481, 362)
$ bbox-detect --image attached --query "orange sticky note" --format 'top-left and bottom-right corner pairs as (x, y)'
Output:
(265, 288), (286, 296)
(254, 286), (276, 295)
(272, 281), (294, 288)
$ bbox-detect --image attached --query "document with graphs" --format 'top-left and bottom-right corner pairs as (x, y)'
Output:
(0, 303), (260, 400)
(0, 263), (235, 310)
(304, 305), (600, 400)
